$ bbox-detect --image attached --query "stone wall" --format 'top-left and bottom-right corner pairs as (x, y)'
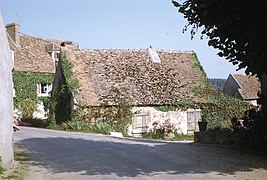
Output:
(0, 12), (14, 168)
(194, 131), (239, 144)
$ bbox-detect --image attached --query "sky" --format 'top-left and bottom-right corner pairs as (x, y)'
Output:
(0, 0), (244, 78)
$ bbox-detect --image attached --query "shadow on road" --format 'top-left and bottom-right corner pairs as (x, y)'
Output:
(16, 135), (267, 178)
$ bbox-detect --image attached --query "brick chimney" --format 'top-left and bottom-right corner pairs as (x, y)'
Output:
(6, 23), (20, 46)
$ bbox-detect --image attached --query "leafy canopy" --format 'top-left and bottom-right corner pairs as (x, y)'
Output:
(172, 0), (267, 76)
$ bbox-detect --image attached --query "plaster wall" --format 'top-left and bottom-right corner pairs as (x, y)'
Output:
(131, 107), (199, 135)
(0, 11), (14, 168)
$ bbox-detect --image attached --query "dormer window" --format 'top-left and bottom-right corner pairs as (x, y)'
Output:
(49, 51), (60, 62)
(148, 45), (161, 63)
(37, 83), (52, 97)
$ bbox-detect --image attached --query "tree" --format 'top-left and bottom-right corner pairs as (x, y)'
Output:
(172, 0), (267, 149)
(208, 78), (226, 91)
(172, 0), (267, 77)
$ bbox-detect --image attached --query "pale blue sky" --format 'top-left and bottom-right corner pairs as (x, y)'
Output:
(0, 0), (244, 78)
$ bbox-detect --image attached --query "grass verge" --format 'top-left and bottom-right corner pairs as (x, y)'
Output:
(1, 146), (30, 180)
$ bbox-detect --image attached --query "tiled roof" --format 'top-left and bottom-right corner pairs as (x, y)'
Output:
(8, 35), (63, 73)
(232, 74), (260, 100)
(65, 48), (204, 106)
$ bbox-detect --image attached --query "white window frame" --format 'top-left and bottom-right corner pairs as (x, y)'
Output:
(12, 81), (16, 97)
(133, 114), (148, 129)
(49, 51), (60, 62)
(37, 83), (52, 97)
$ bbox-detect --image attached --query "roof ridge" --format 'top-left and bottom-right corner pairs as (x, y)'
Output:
(19, 33), (70, 44)
(78, 48), (194, 53)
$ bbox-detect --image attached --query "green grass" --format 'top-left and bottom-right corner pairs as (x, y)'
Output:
(142, 131), (194, 141)
(1, 147), (30, 180)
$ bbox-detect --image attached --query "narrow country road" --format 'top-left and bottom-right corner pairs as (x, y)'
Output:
(14, 127), (267, 180)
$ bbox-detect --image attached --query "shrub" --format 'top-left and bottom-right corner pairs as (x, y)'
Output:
(0, 156), (4, 175)
(62, 121), (89, 131)
(19, 99), (36, 120)
(61, 121), (112, 135)
(89, 122), (111, 135)
(143, 120), (176, 140)
(25, 118), (49, 128)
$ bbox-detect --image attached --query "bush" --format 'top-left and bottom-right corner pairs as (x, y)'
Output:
(232, 108), (267, 150)
(62, 121), (89, 131)
(19, 99), (36, 120)
(143, 120), (176, 140)
(0, 156), (4, 175)
(23, 118), (49, 128)
(89, 122), (111, 135)
(61, 121), (112, 135)
(173, 132), (194, 141)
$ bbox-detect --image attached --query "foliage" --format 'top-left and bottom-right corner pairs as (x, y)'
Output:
(172, 0), (267, 76)
(89, 122), (112, 135)
(232, 108), (267, 150)
(173, 0), (267, 148)
(173, 132), (194, 141)
(208, 78), (226, 91)
(13, 71), (54, 118)
(143, 120), (176, 140)
(154, 53), (249, 130)
(74, 87), (133, 136)
(192, 52), (208, 86)
(191, 53), (249, 129)
(24, 118), (49, 128)
(60, 53), (79, 91)
(142, 124), (194, 141)
(195, 86), (250, 129)
(112, 88), (133, 136)
(49, 53), (79, 125)
(62, 121), (112, 135)
(19, 99), (36, 120)
(0, 156), (3, 175)
(62, 120), (90, 131)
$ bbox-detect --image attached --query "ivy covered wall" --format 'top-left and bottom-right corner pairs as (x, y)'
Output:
(13, 71), (54, 118)
(50, 53), (78, 124)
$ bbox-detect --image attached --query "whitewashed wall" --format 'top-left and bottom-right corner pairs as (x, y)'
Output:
(130, 107), (201, 136)
(0, 11), (14, 168)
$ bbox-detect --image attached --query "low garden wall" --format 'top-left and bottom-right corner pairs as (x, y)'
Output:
(194, 131), (239, 144)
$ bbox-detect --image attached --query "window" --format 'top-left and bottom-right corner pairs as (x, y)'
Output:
(187, 110), (201, 134)
(48, 51), (60, 62)
(133, 114), (147, 128)
(148, 46), (161, 63)
(37, 83), (52, 96)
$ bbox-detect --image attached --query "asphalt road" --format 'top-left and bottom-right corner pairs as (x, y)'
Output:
(14, 127), (267, 180)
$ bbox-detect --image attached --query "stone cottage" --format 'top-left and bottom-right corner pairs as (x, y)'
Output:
(6, 23), (63, 119)
(55, 44), (205, 135)
(223, 74), (260, 106)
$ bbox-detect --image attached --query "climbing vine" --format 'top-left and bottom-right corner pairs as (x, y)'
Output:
(13, 71), (54, 119)
(49, 53), (79, 124)
(153, 52), (250, 129)
(74, 88), (133, 135)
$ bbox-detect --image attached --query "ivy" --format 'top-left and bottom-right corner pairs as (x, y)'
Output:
(153, 52), (250, 130)
(73, 88), (133, 135)
(60, 53), (79, 91)
(49, 53), (79, 124)
(13, 71), (54, 119)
